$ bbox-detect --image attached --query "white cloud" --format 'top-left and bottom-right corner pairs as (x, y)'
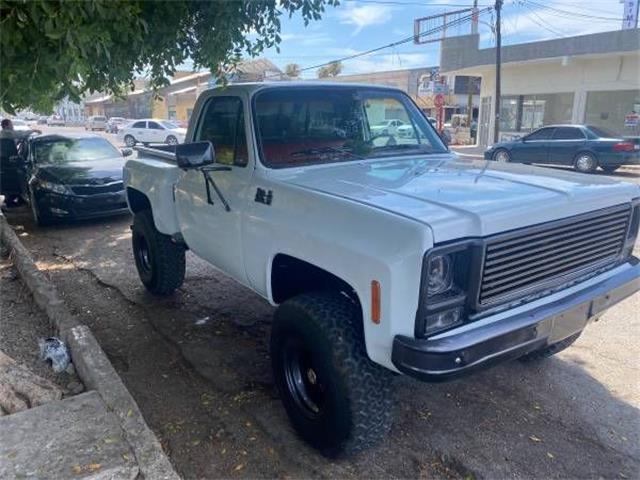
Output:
(337, 5), (394, 35)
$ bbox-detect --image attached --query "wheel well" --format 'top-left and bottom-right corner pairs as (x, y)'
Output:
(574, 150), (598, 162)
(271, 254), (361, 310)
(126, 187), (151, 213)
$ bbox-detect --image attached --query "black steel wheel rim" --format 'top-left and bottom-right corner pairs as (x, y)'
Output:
(135, 234), (152, 274)
(282, 337), (325, 419)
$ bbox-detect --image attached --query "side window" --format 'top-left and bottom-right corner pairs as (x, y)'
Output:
(131, 121), (146, 129)
(148, 121), (163, 130)
(526, 128), (554, 140)
(196, 96), (247, 167)
(553, 127), (584, 140)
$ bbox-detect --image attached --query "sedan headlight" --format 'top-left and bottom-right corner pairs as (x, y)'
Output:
(417, 241), (481, 337)
(36, 180), (71, 195)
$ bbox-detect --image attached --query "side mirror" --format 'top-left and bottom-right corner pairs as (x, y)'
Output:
(121, 148), (133, 157)
(176, 141), (215, 169)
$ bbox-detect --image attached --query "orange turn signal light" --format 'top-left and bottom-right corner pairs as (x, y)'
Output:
(371, 280), (381, 324)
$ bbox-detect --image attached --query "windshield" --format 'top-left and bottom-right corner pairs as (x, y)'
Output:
(161, 121), (180, 129)
(33, 137), (120, 164)
(254, 87), (446, 168)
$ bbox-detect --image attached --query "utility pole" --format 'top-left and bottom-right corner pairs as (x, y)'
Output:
(467, 0), (478, 136)
(493, 0), (503, 144)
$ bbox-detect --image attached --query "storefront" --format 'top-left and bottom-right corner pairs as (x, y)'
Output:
(440, 28), (640, 146)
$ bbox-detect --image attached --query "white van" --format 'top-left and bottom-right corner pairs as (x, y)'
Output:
(85, 115), (107, 131)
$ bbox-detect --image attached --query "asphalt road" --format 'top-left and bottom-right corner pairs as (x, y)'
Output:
(4, 125), (640, 479)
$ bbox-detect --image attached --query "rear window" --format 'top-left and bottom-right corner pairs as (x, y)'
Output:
(587, 126), (619, 138)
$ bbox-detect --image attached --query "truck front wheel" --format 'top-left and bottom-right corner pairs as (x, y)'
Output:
(132, 210), (185, 295)
(270, 292), (393, 457)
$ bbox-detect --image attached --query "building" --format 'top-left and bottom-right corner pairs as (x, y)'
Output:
(441, 28), (640, 146)
(322, 67), (481, 122)
(83, 59), (283, 122)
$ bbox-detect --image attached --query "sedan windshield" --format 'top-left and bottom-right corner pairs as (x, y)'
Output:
(254, 87), (446, 168)
(33, 137), (120, 164)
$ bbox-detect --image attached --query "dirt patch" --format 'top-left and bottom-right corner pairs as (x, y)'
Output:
(0, 258), (82, 396)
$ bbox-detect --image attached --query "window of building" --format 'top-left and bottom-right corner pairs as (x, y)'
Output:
(585, 89), (640, 135)
(499, 93), (574, 133)
(196, 96), (247, 167)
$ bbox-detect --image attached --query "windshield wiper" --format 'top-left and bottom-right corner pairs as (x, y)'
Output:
(290, 146), (364, 160)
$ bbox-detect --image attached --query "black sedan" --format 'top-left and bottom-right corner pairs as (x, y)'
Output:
(484, 125), (640, 173)
(16, 134), (132, 225)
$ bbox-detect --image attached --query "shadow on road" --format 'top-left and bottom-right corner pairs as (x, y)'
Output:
(4, 206), (639, 479)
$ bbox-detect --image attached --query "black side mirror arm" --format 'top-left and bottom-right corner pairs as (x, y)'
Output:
(200, 165), (231, 211)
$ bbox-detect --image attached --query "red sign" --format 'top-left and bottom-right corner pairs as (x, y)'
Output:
(434, 93), (445, 108)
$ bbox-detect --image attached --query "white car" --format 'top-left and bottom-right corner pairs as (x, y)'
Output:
(117, 119), (186, 147)
(370, 118), (405, 136)
(124, 83), (640, 457)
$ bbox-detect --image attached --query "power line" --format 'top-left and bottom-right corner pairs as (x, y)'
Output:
(342, 0), (489, 6)
(272, 6), (492, 77)
(523, 0), (623, 22)
(521, 2), (566, 38)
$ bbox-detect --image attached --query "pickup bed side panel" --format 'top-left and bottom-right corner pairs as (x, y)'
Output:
(242, 179), (432, 371)
(123, 158), (181, 235)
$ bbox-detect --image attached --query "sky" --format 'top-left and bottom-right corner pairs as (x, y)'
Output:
(253, 0), (630, 78)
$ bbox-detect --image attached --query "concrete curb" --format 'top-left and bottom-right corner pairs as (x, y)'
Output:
(0, 213), (179, 480)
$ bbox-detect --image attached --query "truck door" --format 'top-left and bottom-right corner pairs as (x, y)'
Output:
(174, 95), (253, 284)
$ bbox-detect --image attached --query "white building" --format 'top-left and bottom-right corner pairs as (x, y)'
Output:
(441, 28), (640, 146)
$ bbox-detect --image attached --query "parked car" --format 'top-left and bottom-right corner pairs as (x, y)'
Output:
(117, 119), (186, 147)
(106, 117), (127, 134)
(85, 115), (107, 131)
(370, 118), (405, 136)
(47, 115), (65, 126)
(5, 118), (33, 133)
(11, 134), (131, 225)
(124, 83), (640, 457)
(485, 124), (640, 173)
(37, 116), (48, 125)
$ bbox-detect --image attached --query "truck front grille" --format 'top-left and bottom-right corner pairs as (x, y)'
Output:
(479, 204), (631, 306)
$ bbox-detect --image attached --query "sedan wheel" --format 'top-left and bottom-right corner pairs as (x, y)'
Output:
(493, 149), (511, 163)
(165, 135), (178, 145)
(124, 135), (136, 147)
(574, 153), (597, 173)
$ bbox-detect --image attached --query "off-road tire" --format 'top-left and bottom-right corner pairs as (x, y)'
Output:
(519, 332), (581, 362)
(600, 165), (620, 174)
(124, 135), (136, 147)
(270, 292), (393, 457)
(132, 209), (185, 295)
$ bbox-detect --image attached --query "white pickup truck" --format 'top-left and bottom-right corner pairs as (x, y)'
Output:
(124, 83), (640, 456)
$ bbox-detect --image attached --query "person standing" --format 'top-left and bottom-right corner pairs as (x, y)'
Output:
(0, 118), (16, 139)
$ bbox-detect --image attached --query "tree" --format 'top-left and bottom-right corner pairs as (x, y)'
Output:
(284, 63), (301, 79)
(0, 0), (338, 113)
(317, 61), (342, 78)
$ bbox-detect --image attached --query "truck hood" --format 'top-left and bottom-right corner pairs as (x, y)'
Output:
(274, 155), (640, 243)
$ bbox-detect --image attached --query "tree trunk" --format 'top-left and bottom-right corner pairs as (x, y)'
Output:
(0, 350), (63, 415)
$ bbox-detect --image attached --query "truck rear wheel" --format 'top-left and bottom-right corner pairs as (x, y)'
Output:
(519, 332), (581, 362)
(270, 292), (393, 457)
(132, 210), (185, 295)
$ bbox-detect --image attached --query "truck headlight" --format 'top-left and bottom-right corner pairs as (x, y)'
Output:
(427, 254), (453, 296)
(417, 241), (482, 337)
